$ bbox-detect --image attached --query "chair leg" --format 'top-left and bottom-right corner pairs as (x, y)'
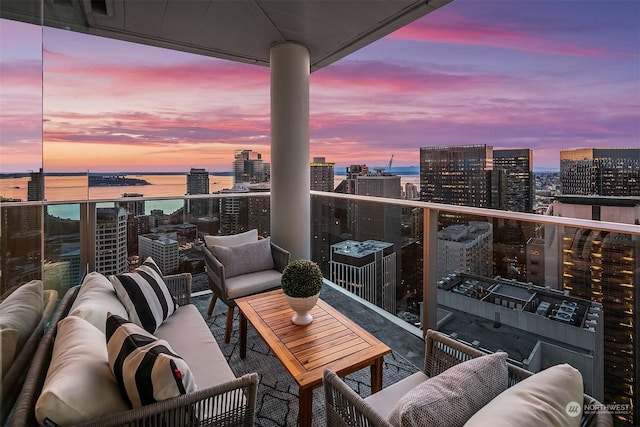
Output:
(207, 293), (218, 317)
(224, 306), (234, 343)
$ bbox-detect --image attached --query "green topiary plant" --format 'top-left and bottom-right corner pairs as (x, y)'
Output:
(281, 259), (323, 298)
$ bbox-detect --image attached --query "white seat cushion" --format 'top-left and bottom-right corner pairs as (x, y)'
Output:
(225, 270), (283, 300)
(365, 371), (430, 419)
(155, 304), (236, 389)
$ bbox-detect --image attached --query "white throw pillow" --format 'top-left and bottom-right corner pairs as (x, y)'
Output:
(109, 257), (176, 333)
(463, 363), (584, 427)
(35, 316), (129, 426)
(211, 237), (275, 278)
(0, 280), (44, 375)
(204, 229), (258, 249)
(106, 313), (197, 408)
(388, 352), (509, 427)
(69, 272), (128, 333)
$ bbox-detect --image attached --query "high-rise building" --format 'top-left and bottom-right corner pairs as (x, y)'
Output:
(118, 193), (145, 216)
(330, 240), (396, 313)
(310, 157), (336, 275)
(0, 204), (41, 294)
(138, 233), (179, 275)
(493, 149), (534, 213)
(310, 157), (334, 192)
(233, 149), (266, 184)
(355, 168), (401, 243)
(186, 168), (211, 218)
(437, 222), (493, 279)
(404, 182), (419, 201)
(437, 272), (604, 400)
(548, 195), (640, 425)
(186, 167), (210, 195)
(334, 166), (403, 304)
(219, 185), (249, 236)
(95, 207), (128, 275)
(560, 148), (640, 196)
(27, 168), (44, 201)
(420, 145), (494, 208)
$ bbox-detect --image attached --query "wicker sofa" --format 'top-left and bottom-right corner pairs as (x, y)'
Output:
(324, 329), (613, 427)
(1, 282), (58, 424)
(11, 271), (258, 427)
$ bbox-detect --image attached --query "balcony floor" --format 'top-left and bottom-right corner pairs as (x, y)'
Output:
(191, 282), (425, 426)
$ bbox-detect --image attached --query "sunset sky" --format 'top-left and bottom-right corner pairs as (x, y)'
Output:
(1, 0), (638, 174)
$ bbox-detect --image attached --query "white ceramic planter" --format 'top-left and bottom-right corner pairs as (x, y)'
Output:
(285, 293), (320, 325)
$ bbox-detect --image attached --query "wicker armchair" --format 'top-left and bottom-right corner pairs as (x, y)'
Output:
(203, 232), (290, 343)
(324, 329), (613, 427)
(10, 273), (259, 427)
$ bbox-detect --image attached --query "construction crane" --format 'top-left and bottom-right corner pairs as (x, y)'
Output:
(387, 154), (394, 172)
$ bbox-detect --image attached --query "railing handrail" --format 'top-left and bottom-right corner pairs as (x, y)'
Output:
(3, 190), (638, 235)
(311, 190), (640, 235)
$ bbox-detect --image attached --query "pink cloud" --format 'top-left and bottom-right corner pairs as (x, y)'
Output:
(392, 10), (627, 58)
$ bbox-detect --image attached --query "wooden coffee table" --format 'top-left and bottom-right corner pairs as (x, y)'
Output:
(235, 288), (391, 427)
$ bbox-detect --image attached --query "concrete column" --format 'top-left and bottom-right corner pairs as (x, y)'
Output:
(270, 42), (310, 260)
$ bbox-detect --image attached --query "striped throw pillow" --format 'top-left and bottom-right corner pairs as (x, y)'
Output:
(106, 313), (197, 408)
(109, 257), (176, 333)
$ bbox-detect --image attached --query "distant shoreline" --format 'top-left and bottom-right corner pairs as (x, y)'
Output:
(0, 171), (235, 178)
(0, 168), (560, 179)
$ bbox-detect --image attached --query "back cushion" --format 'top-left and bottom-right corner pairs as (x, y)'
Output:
(204, 229), (258, 248)
(464, 363), (584, 427)
(35, 316), (129, 426)
(212, 237), (275, 278)
(69, 272), (128, 334)
(109, 257), (176, 333)
(106, 313), (197, 408)
(388, 352), (509, 427)
(0, 280), (43, 375)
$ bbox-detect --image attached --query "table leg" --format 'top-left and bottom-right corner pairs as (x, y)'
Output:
(298, 386), (313, 427)
(240, 313), (247, 359)
(371, 357), (383, 393)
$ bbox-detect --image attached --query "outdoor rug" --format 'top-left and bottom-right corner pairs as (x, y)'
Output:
(190, 293), (421, 427)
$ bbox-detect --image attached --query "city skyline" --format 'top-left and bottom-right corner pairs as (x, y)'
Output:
(1, 0), (638, 173)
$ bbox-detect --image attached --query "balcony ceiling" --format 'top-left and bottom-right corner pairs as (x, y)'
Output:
(0, 0), (451, 71)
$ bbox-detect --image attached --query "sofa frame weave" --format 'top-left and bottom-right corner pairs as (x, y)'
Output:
(324, 329), (612, 427)
(10, 273), (258, 427)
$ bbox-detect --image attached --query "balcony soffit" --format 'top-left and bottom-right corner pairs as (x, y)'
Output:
(0, 0), (453, 71)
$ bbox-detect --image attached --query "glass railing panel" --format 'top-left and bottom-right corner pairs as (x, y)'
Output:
(84, 192), (272, 293)
(312, 192), (638, 426)
(311, 193), (424, 328)
(0, 203), (43, 296)
(44, 203), (81, 296)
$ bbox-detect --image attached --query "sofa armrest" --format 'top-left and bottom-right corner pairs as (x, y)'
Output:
(203, 246), (227, 296)
(323, 369), (392, 427)
(163, 273), (192, 306)
(582, 394), (614, 427)
(270, 242), (290, 272)
(11, 287), (80, 427)
(73, 372), (259, 427)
